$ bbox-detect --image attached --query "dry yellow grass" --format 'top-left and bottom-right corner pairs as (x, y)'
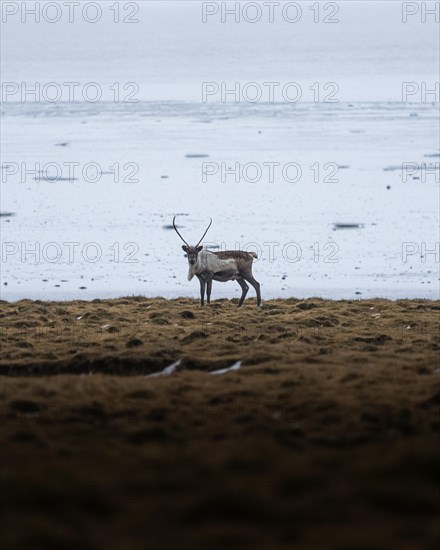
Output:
(0, 297), (439, 549)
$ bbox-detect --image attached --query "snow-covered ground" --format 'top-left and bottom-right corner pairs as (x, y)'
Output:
(1, 1), (439, 301)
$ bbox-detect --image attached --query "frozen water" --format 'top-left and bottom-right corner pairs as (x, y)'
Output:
(1, 1), (438, 301)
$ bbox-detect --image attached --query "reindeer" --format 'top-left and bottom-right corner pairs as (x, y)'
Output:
(173, 216), (261, 307)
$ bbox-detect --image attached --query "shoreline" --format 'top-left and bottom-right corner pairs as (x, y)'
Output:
(1, 287), (439, 303)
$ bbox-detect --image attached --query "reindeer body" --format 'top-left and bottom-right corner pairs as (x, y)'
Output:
(173, 217), (261, 307)
(187, 250), (238, 282)
(193, 250), (261, 307)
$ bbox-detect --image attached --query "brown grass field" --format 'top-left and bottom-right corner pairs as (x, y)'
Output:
(0, 297), (439, 549)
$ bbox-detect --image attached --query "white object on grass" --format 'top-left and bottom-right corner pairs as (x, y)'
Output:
(210, 361), (242, 375)
(147, 359), (181, 378)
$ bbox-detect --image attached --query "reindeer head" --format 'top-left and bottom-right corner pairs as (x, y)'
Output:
(173, 216), (212, 265)
(182, 245), (203, 265)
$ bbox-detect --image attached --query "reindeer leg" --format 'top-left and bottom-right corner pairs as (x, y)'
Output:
(243, 274), (261, 307)
(197, 275), (206, 307)
(237, 278), (249, 307)
(206, 274), (213, 305)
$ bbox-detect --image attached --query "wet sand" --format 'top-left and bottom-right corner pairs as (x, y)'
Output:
(1, 297), (439, 548)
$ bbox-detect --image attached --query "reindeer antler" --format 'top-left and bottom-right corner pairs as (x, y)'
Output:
(196, 218), (212, 247)
(173, 216), (189, 246)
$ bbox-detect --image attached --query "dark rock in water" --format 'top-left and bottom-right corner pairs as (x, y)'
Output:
(185, 154), (209, 158)
(0, 212), (16, 217)
(355, 291), (362, 295)
(3, 282), (7, 286)
(79, 286), (87, 290)
(386, 185), (391, 189)
(36, 177), (78, 182)
(333, 223), (365, 230)
(385, 164), (438, 172)
(55, 142), (68, 147)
